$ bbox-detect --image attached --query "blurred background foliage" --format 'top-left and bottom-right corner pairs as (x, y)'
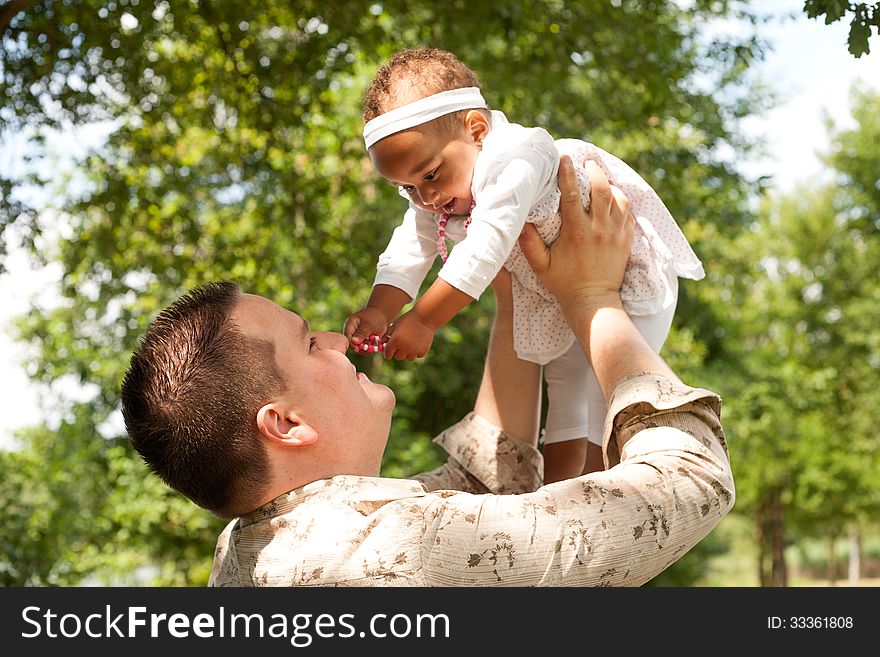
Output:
(0, 0), (877, 586)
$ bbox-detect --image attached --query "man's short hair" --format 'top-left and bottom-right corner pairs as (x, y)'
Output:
(120, 281), (285, 518)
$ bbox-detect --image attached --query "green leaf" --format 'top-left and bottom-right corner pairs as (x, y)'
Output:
(848, 16), (872, 56)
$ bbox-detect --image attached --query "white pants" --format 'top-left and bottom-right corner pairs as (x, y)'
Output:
(542, 277), (679, 445)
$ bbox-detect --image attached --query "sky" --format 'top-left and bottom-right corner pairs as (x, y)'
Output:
(1, 2), (879, 447)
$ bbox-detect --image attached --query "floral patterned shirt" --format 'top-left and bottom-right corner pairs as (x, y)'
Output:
(208, 372), (733, 586)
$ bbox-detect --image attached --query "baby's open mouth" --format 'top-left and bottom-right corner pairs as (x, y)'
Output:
(442, 199), (457, 214)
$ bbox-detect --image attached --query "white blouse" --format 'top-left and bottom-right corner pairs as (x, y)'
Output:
(374, 111), (704, 364)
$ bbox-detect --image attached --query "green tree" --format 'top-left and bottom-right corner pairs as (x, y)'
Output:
(803, 1), (880, 57)
(718, 87), (880, 586)
(1, 0), (767, 584)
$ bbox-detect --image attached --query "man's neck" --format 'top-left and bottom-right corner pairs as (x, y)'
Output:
(253, 460), (383, 511)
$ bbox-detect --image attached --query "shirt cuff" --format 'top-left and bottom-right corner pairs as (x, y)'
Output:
(602, 372), (723, 468)
(436, 270), (487, 301)
(433, 412), (544, 494)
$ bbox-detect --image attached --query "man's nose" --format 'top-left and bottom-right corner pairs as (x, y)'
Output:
(317, 332), (350, 352)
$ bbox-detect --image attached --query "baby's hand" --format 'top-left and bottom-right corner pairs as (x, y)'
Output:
(344, 307), (389, 352)
(384, 310), (436, 360)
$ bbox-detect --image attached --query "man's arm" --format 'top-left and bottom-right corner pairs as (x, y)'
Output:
(417, 157), (734, 586)
(472, 268), (541, 445)
(410, 269), (542, 494)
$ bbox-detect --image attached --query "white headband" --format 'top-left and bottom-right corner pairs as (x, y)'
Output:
(363, 87), (488, 149)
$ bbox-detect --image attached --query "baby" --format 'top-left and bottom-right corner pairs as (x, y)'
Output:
(344, 48), (704, 481)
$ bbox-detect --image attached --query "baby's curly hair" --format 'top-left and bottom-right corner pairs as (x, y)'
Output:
(363, 47), (489, 137)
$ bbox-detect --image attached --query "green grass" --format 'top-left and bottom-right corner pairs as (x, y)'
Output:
(701, 512), (760, 586)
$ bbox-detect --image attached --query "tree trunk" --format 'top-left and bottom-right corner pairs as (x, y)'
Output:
(757, 488), (787, 587)
(769, 489), (787, 587)
(757, 496), (769, 587)
(848, 530), (861, 583)
(827, 533), (838, 586)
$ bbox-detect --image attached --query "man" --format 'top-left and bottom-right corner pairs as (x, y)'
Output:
(121, 158), (733, 586)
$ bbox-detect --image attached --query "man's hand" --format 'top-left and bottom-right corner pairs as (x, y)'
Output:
(343, 307), (389, 352)
(518, 156), (634, 323)
(384, 310), (436, 360)
(520, 154), (678, 397)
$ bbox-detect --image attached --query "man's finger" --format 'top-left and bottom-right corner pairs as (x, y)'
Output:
(518, 223), (549, 275)
(609, 185), (631, 221)
(557, 155), (582, 220)
(585, 160), (612, 220)
(609, 185), (636, 245)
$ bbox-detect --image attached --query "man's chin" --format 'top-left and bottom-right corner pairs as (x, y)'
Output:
(364, 379), (395, 408)
(377, 385), (396, 411)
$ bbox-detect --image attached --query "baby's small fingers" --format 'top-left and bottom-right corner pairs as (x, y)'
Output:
(383, 333), (398, 360)
(343, 317), (358, 340)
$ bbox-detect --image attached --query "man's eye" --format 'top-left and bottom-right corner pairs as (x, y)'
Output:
(309, 336), (318, 351)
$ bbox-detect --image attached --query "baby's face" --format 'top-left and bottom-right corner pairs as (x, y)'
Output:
(369, 123), (481, 216)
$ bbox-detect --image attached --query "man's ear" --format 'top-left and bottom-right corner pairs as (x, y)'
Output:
(256, 403), (319, 447)
(465, 109), (490, 148)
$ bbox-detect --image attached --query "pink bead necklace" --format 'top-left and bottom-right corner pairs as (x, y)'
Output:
(437, 199), (476, 263)
(357, 334), (386, 353)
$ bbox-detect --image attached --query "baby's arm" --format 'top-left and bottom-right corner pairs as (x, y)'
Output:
(345, 204), (439, 351)
(344, 284), (412, 351)
(366, 284), (412, 321)
(384, 280), (474, 360)
(386, 134), (558, 360)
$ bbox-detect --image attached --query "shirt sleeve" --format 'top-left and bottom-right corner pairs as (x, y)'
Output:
(419, 373), (734, 586)
(373, 203), (440, 300)
(437, 131), (558, 299)
(410, 412), (543, 495)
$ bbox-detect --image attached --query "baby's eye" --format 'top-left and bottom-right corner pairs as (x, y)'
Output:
(400, 184), (415, 194)
(424, 168), (438, 181)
